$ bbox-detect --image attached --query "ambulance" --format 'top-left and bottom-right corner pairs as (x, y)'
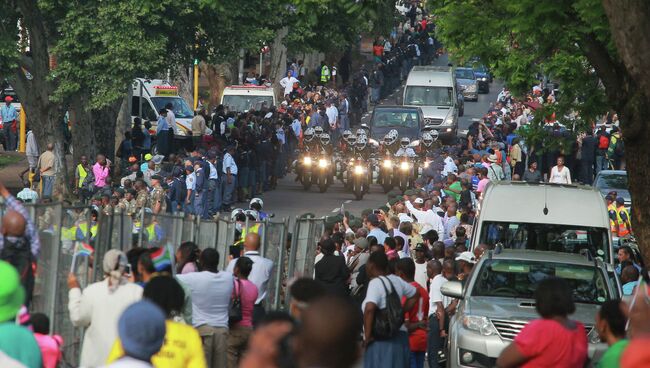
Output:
(221, 85), (276, 113)
(131, 78), (194, 138)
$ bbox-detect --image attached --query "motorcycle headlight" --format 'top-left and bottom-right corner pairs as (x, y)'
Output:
(354, 165), (364, 175)
(303, 157), (312, 166)
(462, 315), (497, 336)
(318, 159), (329, 168)
(383, 159), (393, 169)
(400, 162), (410, 171)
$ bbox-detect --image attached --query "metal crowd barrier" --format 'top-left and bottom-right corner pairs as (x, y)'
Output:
(0, 200), (325, 365)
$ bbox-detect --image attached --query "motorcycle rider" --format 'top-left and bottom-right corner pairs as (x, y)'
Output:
(302, 127), (319, 153)
(395, 137), (417, 158)
(418, 131), (440, 159)
(249, 197), (269, 220)
(382, 129), (400, 155)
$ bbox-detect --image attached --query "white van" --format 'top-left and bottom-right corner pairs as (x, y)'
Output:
(471, 181), (614, 264)
(221, 85), (276, 113)
(402, 66), (462, 139)
(131, 78), (194, 138)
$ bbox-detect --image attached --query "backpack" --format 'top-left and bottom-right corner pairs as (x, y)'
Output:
(598, 135), (609, 150)
(372, 276), (405, 340)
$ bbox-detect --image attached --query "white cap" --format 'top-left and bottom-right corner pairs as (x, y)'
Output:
(455, 251), (476, 264)
(414, 198), (424, 204)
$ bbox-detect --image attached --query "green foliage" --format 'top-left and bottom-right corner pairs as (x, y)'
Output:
(432, 0), (615, 152)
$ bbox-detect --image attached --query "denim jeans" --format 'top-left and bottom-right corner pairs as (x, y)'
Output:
(371, 87), (381, 104)
(42, 175), (55, 198)
(222, 175), (237, 207)
(410, 351), (425, 368)
(209, 178), (221, 214)
(427, 317), (444, 368)
(184, 190), (194, 214)
(194, 190), (208, 219)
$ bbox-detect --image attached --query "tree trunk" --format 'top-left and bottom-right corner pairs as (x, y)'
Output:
(602, 0), (650, 266)
(171, 65), (193, 108)
(200, 63), (232, 110)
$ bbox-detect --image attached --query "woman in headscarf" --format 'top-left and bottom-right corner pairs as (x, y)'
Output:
(67, 249), (142, 367)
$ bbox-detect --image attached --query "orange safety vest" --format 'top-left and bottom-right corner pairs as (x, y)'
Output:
(616, 206), (631, 237)
(607, 203), (618, 235)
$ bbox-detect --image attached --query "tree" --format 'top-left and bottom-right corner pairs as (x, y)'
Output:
(432, 0), (650, 264)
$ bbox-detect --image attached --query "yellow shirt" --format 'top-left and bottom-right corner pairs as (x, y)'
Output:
(107, 320), (206, 368)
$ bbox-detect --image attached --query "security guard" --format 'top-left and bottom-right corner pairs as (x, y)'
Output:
(149, 175), (167, 214)
(320, 61), (331, 85)
(76, 209), (99, 242)
(134, 179), (150, 215)
(615, 197), (631, 237)
(120, 189), (137, 216)
(100, 193), (113, 216)
(194, 161), (208, 218)
(606, 194), (618, 236)
(234, 210), (262, 246)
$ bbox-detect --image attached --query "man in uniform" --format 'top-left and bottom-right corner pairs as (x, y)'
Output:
(119, 189), (137, 216)
(100, 193), (113, 216)
(149, 175), (167, 214)
(606, 193), (618, 237)
(134, 179), (150, 215)
(615, 197), (632, 238)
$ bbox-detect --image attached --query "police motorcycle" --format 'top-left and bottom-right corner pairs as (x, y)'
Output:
(296, 127), (318, 191)
(313, 132), (335, 193)
(416, 130), (439, 175)
(341, 134), (358, 190)
(394, 137), (418, 192)
(349, 134), (373, 200)
(378, 130), (399, 193)
(336, 129), (354, 183)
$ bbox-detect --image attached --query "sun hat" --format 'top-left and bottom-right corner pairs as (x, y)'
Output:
(455, 251), (476, 264)
(0, 261), (25, 322)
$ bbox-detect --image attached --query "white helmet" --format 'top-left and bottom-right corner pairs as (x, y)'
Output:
(430, 129), (439, 142)
(244, 209), (260, 222)
(320, 133), (331, 145)
(400, 137), (410, 148)
(347, 134), (357, 145)
(314, 126), (324, 135)
(356, 135), (367, 150)
(342, 129), (352, 141)
(231, 208), (245, 221)
(304, 127), (315, 142)
(383, 133), (394, 146)
(422, 133), (433, 147)
(250, 198), (263, 210)
(355, 128), (365, 137)
(360, 123), (371, 135)
(388, 129), (399, 139)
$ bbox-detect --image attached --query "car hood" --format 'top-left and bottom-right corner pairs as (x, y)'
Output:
(474, 71), (488, 78)
(457, 78), (477, 86)
(466, 296), (600, 325)
(370, 126), (420, 140)
(418, 106), (452, 120)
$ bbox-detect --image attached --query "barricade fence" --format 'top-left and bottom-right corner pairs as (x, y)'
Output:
(0, 201), (325, 366)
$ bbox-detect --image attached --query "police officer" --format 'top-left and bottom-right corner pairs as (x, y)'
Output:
(615, 197), (631, 238)
(193, 162), (208, 218)
(606, 193), (618, 237)
(184, 165), (196, 214)
(149, 175), (167, 214)
(134, 179), (149, 215)
(166, 174), (185, 214)
(206, 151), (221, 217)
(395, 137), (417, 158)
(250, 198), (269, 220)
(222, 144), (238, 212)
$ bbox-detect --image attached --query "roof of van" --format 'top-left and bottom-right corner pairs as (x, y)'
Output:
(479, 182), (609, 228)
(406, 66), (454, 86)
(489, 249), (598, 266)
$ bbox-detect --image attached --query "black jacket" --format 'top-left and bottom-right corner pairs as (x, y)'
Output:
(315, 254), (350, 296)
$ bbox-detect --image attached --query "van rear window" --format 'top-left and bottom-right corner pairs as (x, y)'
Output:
(478, 221), (610, 263)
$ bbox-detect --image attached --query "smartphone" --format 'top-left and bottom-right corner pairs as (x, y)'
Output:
(124, 264), (132, 276)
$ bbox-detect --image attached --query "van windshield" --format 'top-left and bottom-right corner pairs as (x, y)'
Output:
(478, 222), (610, 263)
(404, 86), (453, 107)
(371, 110), (420, 128)
(151, 97), (194, 119)
(473, 259), (610, 304)
(222, 95), (274, 112)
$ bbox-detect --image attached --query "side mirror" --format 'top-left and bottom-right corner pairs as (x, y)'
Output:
(441, 280), (463, 299)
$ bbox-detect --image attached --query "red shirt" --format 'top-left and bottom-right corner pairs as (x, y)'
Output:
(514, 319), (587, 368)
(402, 281), (429, 352)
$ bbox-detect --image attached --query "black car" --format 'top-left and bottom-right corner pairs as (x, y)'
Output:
(470, 64), (491, 93)
(368, 106), (425, 142)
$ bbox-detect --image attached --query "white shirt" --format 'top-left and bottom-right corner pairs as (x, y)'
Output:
(279, 76), (299, 96)
(26, 130), (39, 157)
(185, 172), (196, 191)
(429, 274), (452, 317)
(362, 275), (416, 331)
(208, 161), (218, 180)
(550, 165), (572, 184)
(404, 200), (445, 239)
(176, 271), (234, 328)
(222, 152), (238, 175)
(414, 261), (428, 290)
(166, 109), (178, 135)
(227, 250), (274, 304)
(326, 105), (338, 129)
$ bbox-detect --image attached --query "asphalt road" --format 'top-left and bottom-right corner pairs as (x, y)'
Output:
(260, 56), (501, 222)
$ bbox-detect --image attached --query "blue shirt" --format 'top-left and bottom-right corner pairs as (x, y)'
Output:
(623, 281), (638, 296)
(156, 115), (169, 134)
(367, 228), (388, 245)
(1, 104), (18, 123)
(143, 130), (152, 149)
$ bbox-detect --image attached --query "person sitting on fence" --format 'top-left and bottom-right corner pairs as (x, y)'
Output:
(67, 249), (143, 367)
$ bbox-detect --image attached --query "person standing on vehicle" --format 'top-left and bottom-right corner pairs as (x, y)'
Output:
(549, 156), (571, 184)
(37, 143), (56, 198)
(1, 96), (18, 151)
(522, 161), (542, 183)
(155, 109), (171, 158)
(607, 126), (623, 170)
(279, 71), (299, 97)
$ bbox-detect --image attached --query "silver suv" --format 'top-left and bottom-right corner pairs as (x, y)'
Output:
(441, 249), (620, 368)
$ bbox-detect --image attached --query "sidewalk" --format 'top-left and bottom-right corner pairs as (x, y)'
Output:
(0, 151), (27, 194)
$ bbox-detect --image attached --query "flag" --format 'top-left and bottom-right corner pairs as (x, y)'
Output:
(74, 242), (94, 257)
(150, 246), (172, 271)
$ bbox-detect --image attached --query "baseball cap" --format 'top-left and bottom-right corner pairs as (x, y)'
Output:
(616, 197), (625, 205)
(414, 198), (424, 204)
(144, 153), (153, 161)
(152, 155), (164, 165)
(118, 300), (166, 361)
(455, 251), (476, 264)
(0, 261), (25, 322)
